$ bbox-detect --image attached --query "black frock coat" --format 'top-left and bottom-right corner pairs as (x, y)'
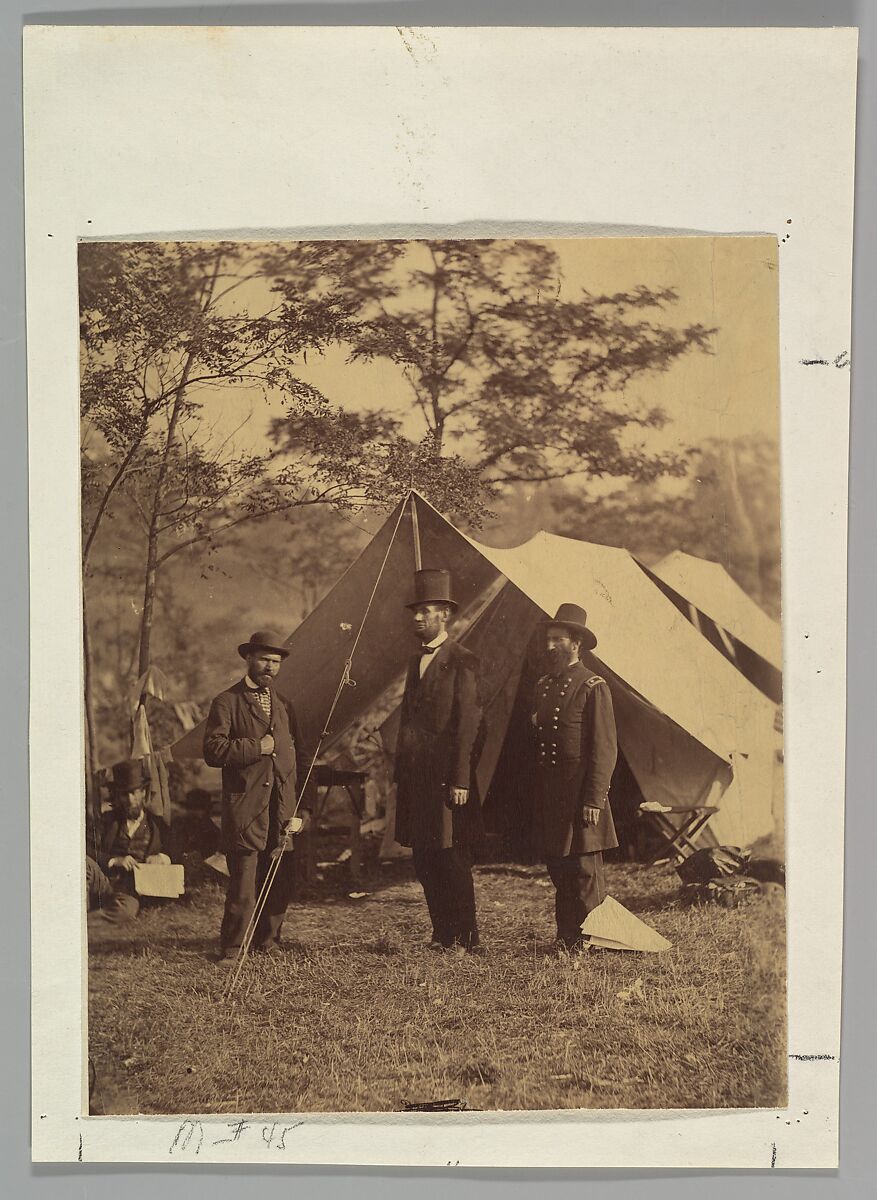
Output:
(532, 661), (619, 858)
(393, 638), (484, 850)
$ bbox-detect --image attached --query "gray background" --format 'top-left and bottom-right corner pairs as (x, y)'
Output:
(2, 0), (873, 1193)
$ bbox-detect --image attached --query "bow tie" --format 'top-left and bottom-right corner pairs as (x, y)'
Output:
(419, 644), (439, 656)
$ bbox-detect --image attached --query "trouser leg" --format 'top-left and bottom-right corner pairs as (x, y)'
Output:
(546, 852), (605, 945)
(254, 847), (294, 948)
(86, 858), (141, 923)
(100, 892), (141, 923)
(578, 851), (606, 916)
(85, 856), (114, 909)
(412, 845), (452, 944)
(439, 846), (479, 948)
(546, 856), (574, 942)
(220, 848), (259, 951)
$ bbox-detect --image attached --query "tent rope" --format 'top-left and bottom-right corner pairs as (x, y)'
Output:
(224, 495), (410, 996)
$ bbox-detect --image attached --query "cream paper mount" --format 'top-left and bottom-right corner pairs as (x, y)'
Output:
(24, 25), (856, 1168)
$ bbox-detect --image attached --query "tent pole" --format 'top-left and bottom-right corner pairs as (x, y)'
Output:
(410, 493), (422, 571)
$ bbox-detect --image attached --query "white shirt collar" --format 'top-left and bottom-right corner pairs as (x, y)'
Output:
(124, 810), (146, 837)
(418, 631), (448, 677)
(244, 675), (263, 690)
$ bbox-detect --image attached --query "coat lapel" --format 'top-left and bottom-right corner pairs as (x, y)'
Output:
(238, 680), (271, 728)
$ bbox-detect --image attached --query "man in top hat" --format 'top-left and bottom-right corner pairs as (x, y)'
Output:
(393, 568), (485, 952)
(86, 758), (172, 924)
(532, 604), (618, 951)
(203, 629), (310, 962)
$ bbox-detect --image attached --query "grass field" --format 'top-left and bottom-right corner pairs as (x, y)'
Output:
(87, 852), (787, 1115)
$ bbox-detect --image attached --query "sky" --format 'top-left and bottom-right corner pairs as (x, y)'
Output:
(195, 234), (780, 473)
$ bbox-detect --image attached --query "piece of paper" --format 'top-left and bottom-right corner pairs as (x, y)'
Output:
(133, 863), (185, 899)
(24, 25), (856, 1168)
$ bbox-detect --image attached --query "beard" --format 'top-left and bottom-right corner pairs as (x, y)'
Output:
(546, 647), (568, 674)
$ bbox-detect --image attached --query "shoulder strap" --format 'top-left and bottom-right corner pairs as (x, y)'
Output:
(584, 674), (605, 688)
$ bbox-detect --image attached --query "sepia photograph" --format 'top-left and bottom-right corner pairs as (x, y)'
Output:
(79, 234), (787, 1117)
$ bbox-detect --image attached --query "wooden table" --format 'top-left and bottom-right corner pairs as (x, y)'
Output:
(306, 766), (368, 883)
(636, 805), (719, 864)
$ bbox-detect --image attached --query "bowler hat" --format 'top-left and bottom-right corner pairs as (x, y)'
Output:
(405, 568), (457, 611)
(543, 603), (598, 651)
(111, 758), (151, 794)
(237, 629), (290, 660)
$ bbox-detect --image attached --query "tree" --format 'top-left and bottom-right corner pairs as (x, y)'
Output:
(320, 240), (715, 489)
(79, 240), (476, 769)
(80, 238), (721, 772)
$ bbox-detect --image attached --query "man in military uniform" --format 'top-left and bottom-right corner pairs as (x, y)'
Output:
(203, 629), (309, 962)
(532, 604), (618, 950)
(393, 569), (485, 952)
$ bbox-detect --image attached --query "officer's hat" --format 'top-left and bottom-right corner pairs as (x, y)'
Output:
(543, 603), (598, 651)
(405, 568), (458, 611)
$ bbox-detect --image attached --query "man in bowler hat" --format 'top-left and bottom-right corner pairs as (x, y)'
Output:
(86, 758), (172, 923)
(532, 604), (618, 950)
(393, 569), (485, 952)
(204, 630), (309, 962)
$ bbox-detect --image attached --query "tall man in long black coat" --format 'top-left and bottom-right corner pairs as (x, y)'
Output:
(204, 629), (309, 962)
(532, 604), (618, 950)
(393, 569), (485, 952)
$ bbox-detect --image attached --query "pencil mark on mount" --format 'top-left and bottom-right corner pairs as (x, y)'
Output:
(788, 1053), (836, 1061)
(169, 1119), (204, 1156)
(771, 1142), (777, 1168)
(799, 351), (850, 369)
(213, 1119), (250, 1145)
(277, 1123), (305, 1150)
(78, 1133), (83, 1162)
(396, 27), (417, 62)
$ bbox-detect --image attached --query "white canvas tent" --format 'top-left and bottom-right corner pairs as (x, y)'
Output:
(651, 550), (782, 671)
(173, 493), (781, 850)
(645, 550), (783, 704)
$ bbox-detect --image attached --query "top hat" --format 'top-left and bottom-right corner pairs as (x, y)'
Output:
(543, 603), (598, 651)
(110, 758), (151, 794)
(237, 629), (290, 660)
(405, 568), (457, 611)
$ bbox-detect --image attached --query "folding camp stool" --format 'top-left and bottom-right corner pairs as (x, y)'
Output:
(636, 805), (719, 865)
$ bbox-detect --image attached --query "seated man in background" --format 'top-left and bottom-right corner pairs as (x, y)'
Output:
(86, 758), (172, 924)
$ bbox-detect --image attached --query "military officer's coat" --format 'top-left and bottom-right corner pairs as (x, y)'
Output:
(393, 638), (484, 850)
(532, 660), (619, 857)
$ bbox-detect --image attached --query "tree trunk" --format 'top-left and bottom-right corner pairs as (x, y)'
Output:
(82, 581), (101, 826)
(137, 353), (196, 677)
(138, 525), (160, 679)
(135, 252), (223, 678)
(720, 442), (762, 603)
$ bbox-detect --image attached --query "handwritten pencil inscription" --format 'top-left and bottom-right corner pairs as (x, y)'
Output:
(799, 351), (850, 369)
(169, 1119), (305, 1156)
